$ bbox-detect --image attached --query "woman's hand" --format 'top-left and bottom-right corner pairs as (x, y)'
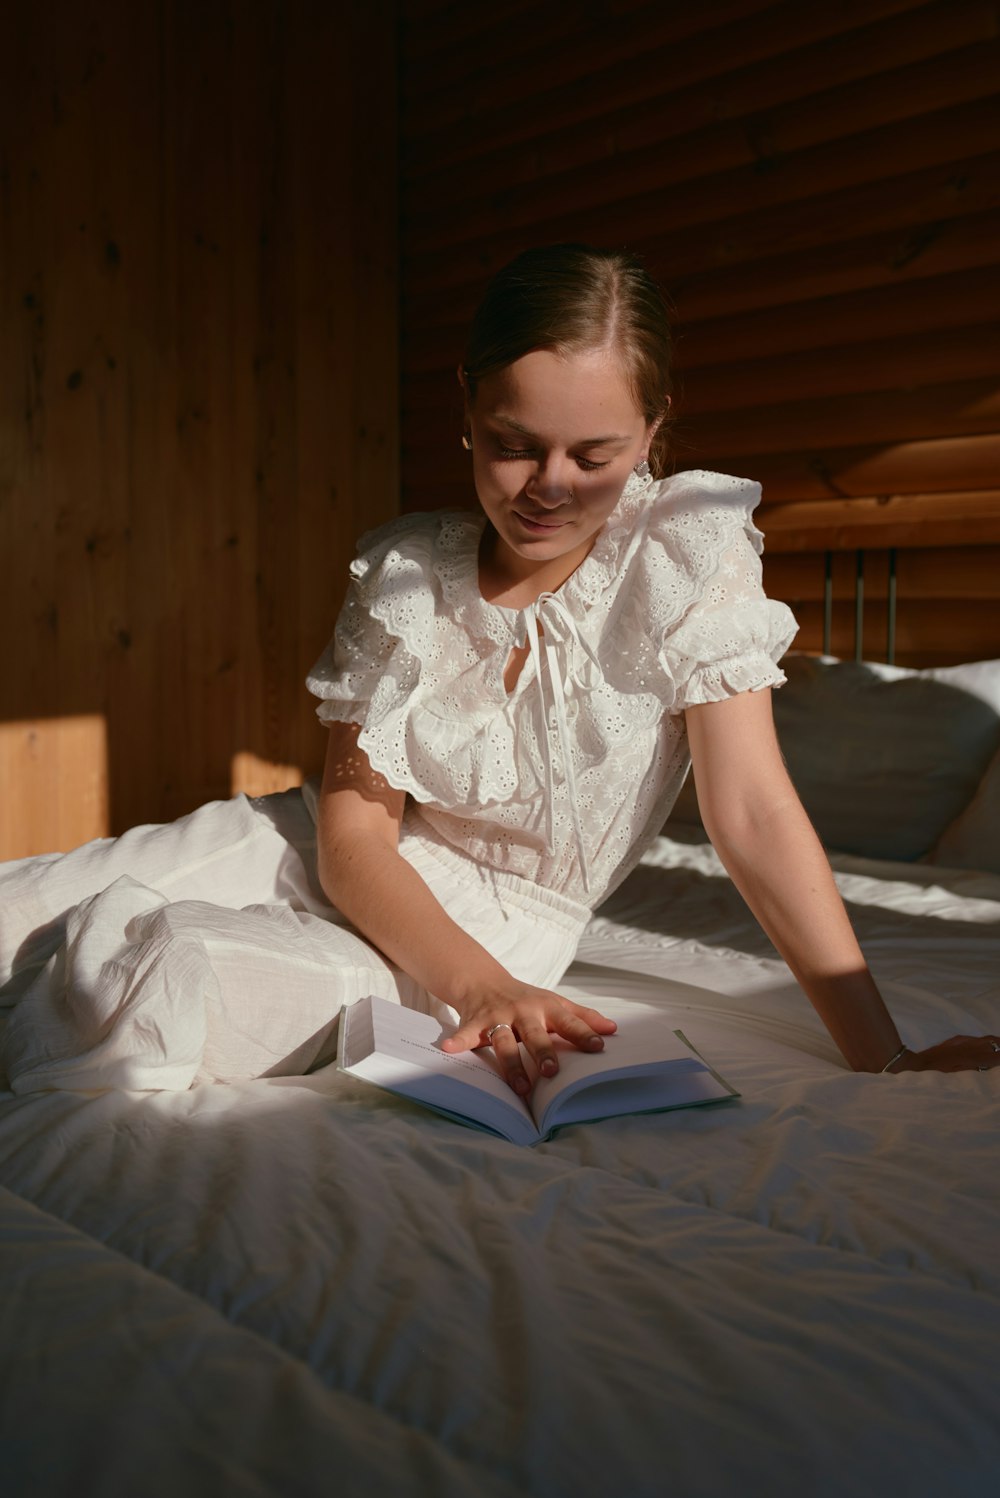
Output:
(442, 985), (618, 1096)
(889, 1035), (1000, 1074)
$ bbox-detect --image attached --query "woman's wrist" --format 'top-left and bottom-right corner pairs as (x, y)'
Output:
(444, 963), (526, 1020)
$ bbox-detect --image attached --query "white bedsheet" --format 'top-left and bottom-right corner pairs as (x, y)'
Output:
(1, 829), (998, 1497)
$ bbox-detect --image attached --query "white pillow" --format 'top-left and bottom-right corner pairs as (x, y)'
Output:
(928, 744), (1000, 874)
(667, 654), (1000, 863)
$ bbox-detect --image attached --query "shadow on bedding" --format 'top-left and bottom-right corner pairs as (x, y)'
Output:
(593, 862), (1000, 969)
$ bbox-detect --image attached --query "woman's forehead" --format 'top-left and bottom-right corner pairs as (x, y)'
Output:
(476, 348), (646, 438)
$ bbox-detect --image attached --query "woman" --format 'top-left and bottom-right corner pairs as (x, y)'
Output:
(2, 244), (997, 1092)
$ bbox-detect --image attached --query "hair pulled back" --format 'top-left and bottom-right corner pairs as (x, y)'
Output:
(462, 243), (673, 477)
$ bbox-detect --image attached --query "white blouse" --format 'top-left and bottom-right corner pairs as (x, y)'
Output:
(306, 468), (798, 910)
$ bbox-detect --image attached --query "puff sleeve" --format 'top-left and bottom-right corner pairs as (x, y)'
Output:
(305, 515), (430, 729)
(646, 476), (799, 712)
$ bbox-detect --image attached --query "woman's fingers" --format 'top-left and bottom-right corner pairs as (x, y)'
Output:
(441, 1020), (491, 1054)
(515, 1023), (560, 1079)
(489, 1025), (531, 1095)
(566, 1000), (618, 1035)
(441, 992), (618, 1095)
(901, 1034), (1000, 1073)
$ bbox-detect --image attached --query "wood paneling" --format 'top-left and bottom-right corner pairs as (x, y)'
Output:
(400, 1), (1000, 669)
(0, 0), (398, 857)
(759, 490), (1000, 550)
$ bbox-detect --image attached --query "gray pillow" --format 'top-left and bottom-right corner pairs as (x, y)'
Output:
(667, 654), (1000, 862)
(928, 744), (1000, 875)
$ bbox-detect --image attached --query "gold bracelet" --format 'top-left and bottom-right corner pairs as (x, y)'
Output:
(881, 1044), (910, 1073)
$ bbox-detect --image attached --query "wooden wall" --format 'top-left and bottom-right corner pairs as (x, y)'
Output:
(398, 0), (1000, 666)
(0, 0), (398, 858)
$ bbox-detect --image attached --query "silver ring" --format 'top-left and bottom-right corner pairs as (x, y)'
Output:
(979, 1065), (990, 1072)
(486, 1022), (513, 1043)
(991, 1041), (1000, 1053)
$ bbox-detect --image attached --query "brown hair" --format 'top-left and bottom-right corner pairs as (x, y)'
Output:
(462, 243), (673, 476)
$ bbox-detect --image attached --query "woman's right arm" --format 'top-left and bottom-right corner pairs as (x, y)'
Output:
(316, 721), (614, 1092)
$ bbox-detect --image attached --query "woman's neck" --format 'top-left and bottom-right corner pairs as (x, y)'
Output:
(477, 524), (597, 610)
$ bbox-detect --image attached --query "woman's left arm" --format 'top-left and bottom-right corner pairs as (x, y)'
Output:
(685, 688), (999, 1075)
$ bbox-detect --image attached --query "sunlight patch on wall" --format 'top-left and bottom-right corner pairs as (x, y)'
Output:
(231, 752), (304, 799)
(0, 714), (109, 858)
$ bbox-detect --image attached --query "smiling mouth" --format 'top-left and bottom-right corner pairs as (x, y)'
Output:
(515, 511), (568, 530)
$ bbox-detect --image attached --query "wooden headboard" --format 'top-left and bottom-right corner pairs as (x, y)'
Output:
(759, 492), (1000, 669)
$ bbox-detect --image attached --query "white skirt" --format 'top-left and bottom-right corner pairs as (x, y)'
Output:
(0, 785), (588, 1093)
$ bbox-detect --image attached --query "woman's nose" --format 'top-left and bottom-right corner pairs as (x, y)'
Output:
(526, 454), (573, 504)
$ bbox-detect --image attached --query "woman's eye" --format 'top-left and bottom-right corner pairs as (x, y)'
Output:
(495, 444), (611, 471)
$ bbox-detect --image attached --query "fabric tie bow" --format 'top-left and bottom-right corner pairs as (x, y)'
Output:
(514, 592), (600, 896)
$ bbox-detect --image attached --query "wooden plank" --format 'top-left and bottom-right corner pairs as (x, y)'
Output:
(668, 205), (1000, 323)
(402, 0), (930, 165)
(681, 321), (1000, 413)
(402, 0), (773, 80)
(405, 44), (1000, 251)
(402, 0), (539, 54)
(675, 265), (1000, 369)
(405, 0), (998, 202)
(403, 144), (1000, 304)
(0, 0), (399, 857)
(712, 435), (1000, 502)
(0, 715), (109, 858)
(759, 491), (1000, 551)
(678, 375), (1000, 453)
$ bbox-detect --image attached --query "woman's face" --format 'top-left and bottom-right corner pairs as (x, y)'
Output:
(465, 347), (653, 588)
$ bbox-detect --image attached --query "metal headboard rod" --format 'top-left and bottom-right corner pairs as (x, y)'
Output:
(764, 489), (1000, 666)
(823, 547), (898, 665)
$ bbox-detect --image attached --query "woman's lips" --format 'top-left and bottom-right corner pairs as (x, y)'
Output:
(514, 511), (567, 532)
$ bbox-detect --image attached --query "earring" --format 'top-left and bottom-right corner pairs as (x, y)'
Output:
(633, 458), (650, 479)
(461, 433), (473, 451)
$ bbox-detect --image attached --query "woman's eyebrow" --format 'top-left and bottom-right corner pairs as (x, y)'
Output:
(491, 415), (629, 447)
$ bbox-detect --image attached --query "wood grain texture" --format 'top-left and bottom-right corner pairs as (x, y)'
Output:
(399, 2), (1000, 669)
(405, 1), (997, 204)
(759, 491), (1000, 551)
(0, 0), (398, 857)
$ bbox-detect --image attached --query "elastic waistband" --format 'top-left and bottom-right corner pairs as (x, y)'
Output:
(399, 812), (591, 936)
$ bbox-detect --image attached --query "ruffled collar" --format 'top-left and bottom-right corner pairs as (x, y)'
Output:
(434, 466), (657, 636)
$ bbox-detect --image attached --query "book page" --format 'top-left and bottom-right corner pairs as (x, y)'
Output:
(341, 997), (538, 1144)
(530, 1009), (717, 1135)
(541, 1066), (735, 1134)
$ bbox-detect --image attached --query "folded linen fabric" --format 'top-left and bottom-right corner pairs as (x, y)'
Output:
(2, 877), (208, 1091)
(0, 785), (583, 1093)
(0, 790), (326, 992)
(0, 876), (420, 1092)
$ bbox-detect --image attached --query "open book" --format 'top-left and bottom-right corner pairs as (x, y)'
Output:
(338, 994), (739, 1146)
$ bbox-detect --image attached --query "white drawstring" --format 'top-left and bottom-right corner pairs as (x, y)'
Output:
(515, 594), (599, 896)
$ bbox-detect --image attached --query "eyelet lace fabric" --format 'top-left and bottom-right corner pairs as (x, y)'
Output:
(306, 470), (798, 907)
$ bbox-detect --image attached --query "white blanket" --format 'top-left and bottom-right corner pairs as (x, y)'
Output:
(1, 806), (998, 1497)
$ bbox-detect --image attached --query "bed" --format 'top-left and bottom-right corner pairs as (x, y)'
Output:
(2, 648), (999, 1493)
